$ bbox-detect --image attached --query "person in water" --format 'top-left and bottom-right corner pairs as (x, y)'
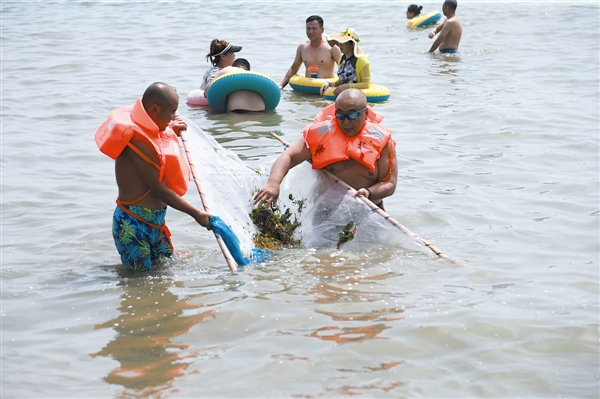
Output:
(95, 82), (212, 272)
(279, 15), (342, 90)
(253, 89), (397, 211)
(406, 4), (423, 19)
(428, 0), (462, 53)
(208, 58), (266, 113)
(201, 38), (242, 95)
(319, 27), (371, 96)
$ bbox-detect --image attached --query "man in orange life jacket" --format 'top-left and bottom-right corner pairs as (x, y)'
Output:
(96, 82), (212, 272)
(253, 88), (397, 211)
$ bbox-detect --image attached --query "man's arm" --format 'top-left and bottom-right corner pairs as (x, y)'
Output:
(253, 137), (311, 208)
(428, 20), (450, 52)
(428, 20), (445, 39)
(125, 140), (211, 228)
(331, 44), (342, 64)
(280, 45), (304, 90)
(355, 140), (398, 201)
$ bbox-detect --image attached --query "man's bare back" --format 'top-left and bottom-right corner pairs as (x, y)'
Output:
(428, 0), (462, 52)
(439, 16), (462, 51)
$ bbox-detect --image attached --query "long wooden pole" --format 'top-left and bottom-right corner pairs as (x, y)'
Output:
(269, 131), (468, 266)
(180, 128), (238, 272)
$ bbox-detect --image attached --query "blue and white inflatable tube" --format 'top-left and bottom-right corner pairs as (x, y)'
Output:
(206, 71), (281, 111)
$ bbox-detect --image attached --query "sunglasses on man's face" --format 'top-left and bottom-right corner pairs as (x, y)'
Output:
(335, 107), (367, 121)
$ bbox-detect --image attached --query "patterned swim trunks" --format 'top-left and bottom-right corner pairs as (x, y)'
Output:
(112, 204), (173, 272)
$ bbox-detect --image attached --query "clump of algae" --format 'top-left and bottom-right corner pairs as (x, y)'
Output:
(249, 194), (302, 250)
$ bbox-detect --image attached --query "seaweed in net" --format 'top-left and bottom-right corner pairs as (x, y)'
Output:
(336, 220), (357, 250)
(249, 194), (303, 249)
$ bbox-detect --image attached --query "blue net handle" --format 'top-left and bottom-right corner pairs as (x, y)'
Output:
(209, 216), (270, 265)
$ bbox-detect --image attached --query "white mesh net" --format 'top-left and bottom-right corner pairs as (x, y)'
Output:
(182, 117), (430, 257)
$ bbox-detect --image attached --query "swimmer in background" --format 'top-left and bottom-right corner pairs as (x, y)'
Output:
(201, 38), (242, 96)
(211, 58), (266, 113)
(406, 4), (423, 20)
(279, 15), (342, 90)
(319, 28), (370, 96)
(428, 0), (462, 53)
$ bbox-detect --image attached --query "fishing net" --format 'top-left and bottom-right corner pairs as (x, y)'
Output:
(181, 117), (262, 257)
(181, 118), (430, 257)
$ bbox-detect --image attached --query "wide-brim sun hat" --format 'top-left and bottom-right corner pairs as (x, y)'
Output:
(326, 27), (365, 57)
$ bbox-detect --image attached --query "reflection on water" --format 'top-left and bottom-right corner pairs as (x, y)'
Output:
(308, 324), (392, 344)
(298, 254), (407, 344)
(91, 276), (215, 396)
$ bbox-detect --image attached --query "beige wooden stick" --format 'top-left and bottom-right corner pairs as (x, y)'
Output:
(269, 131), (468, 266)
(180, 128), (238, 273)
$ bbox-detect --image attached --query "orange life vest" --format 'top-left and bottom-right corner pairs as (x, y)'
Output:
(303, 113), (395, 181)
(95, 98), (190, 196)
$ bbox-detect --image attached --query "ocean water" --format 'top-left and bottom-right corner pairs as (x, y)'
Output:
(2, 1), (599, 398)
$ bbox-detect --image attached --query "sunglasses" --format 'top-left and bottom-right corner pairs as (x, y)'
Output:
(335, 107), (367, 121)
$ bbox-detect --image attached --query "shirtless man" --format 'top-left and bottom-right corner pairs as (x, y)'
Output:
(428, 0), (462, 53)
(213, 58), (266, 113)
(253, 89), (397, 211)
(279, 15), (342, 90)
(96, 83), (212, 271)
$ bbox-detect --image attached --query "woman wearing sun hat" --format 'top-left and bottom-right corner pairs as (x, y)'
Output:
(201, 38), (242, 94)
(320, 27), (371, 96)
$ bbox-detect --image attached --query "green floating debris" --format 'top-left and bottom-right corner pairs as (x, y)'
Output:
(337, 220), (357, 249)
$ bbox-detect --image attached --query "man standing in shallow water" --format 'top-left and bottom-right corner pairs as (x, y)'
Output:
(428, 0), (462, 53)
(279, 15), (342, 90)
(95, 82), (212, 272)
(253, 89), (397, 211)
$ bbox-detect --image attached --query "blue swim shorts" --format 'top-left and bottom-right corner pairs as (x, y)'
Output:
(440, 49), (458, 54)
(112, 204), (173, 272)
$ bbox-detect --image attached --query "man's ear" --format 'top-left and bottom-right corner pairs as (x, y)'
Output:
(147, 103), (161, 116)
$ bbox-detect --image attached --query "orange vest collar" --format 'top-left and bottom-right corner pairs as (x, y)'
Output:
(130, 98), (160, 135)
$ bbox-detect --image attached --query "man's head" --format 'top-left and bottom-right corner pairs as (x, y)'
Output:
(443, 0), (457, 14)
(305, 15), (324, 42)
(232, 58), (251, 71)
(142, 82), (179, 131)
(334, 89), (368, 137)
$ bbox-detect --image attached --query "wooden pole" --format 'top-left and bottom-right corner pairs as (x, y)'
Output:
(269, 131), (468, 266)
(180, 128), (238, 273)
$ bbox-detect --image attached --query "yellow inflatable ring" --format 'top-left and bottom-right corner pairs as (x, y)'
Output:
(289, 74), (339, 94)
(322, 84), (390, 103)
(407, 10), (442, 28)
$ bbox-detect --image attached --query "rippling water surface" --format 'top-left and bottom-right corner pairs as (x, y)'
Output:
(2, 1), (599, 397)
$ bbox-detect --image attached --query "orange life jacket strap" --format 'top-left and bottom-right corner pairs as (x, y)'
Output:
(118, 190), (151, 206)
(126, 142), (161, 171)
(116, 197), (175, 255)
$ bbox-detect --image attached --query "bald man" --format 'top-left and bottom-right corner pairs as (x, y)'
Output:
(96, 82), (211, 271)
(254, 89), (397, 211)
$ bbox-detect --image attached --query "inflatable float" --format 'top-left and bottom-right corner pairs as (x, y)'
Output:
(205, 71), (281, 112)
(322, 84), (390, 103)
(407, 10), (442, 28)
(289, 74), (339, 94)
(186, 89), (208, 106)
